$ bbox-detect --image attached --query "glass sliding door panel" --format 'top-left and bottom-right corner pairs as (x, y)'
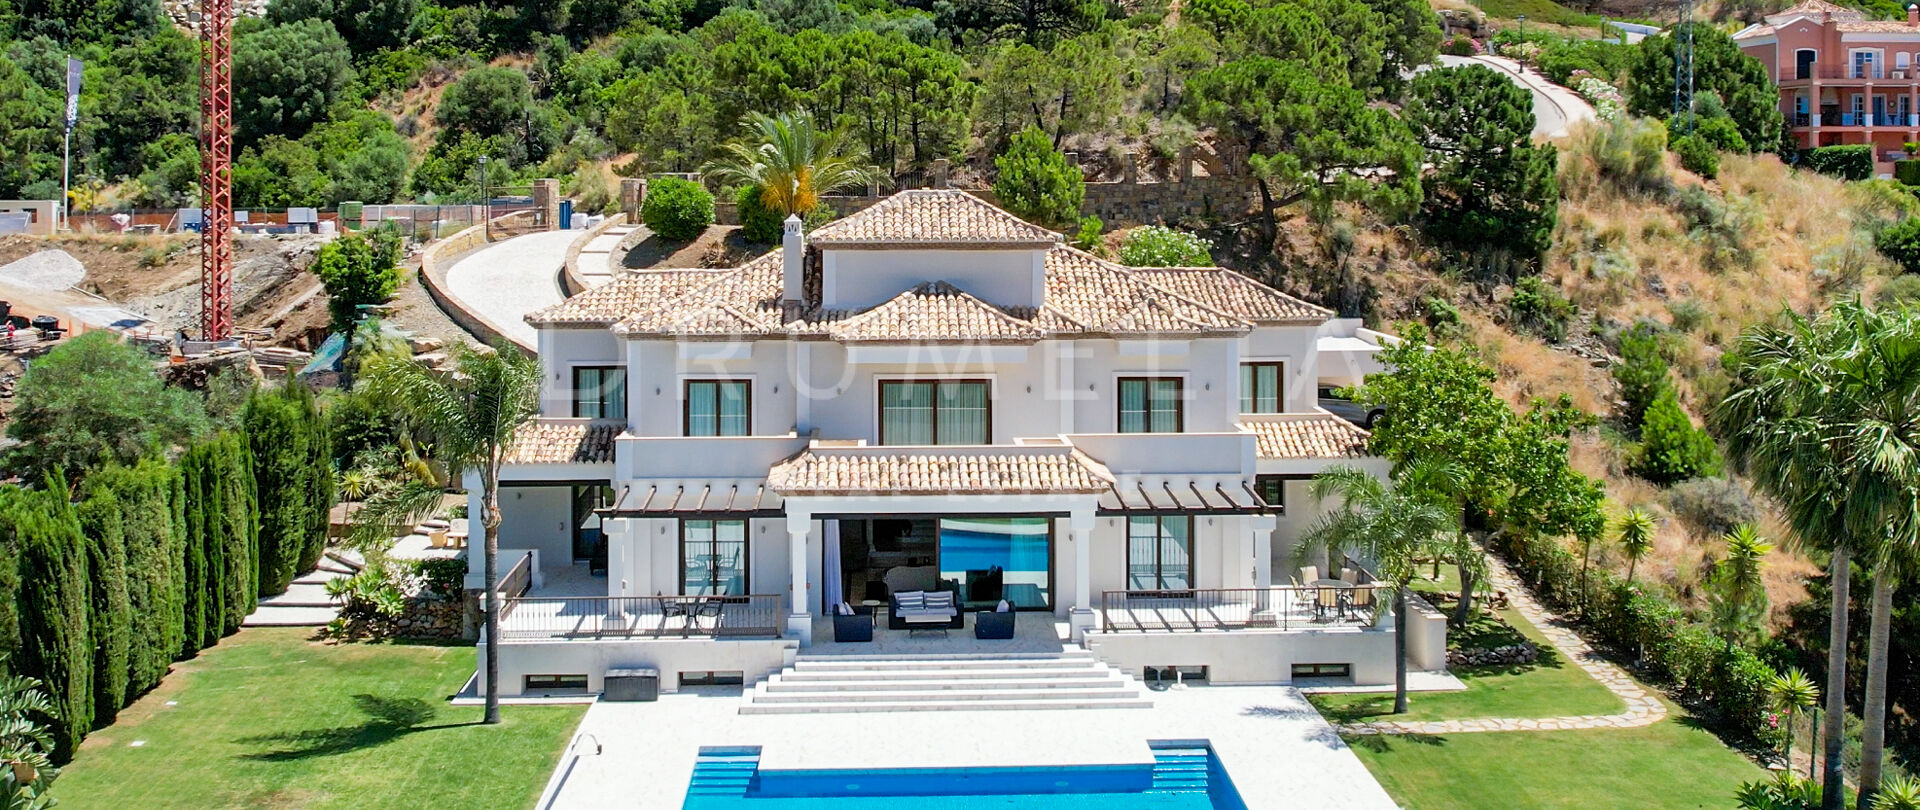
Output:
(686, 382), (717, 436)
(1127, 516), (1159, 589)
(939, 517), (1050, 608)
(879, 382), (935, 444)
(1157, 517), (1192, 590)
(682, 519), (749, 595)
(937, 382), (989, 444)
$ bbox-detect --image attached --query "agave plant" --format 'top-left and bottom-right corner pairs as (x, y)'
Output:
(1736, 772), (1820, 810)
(1875, 777), (1920, 810)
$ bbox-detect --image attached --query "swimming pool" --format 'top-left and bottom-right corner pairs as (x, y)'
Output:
(682, 741), (1249, 809)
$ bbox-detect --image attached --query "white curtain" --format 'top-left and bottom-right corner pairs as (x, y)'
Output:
(822, 519), (843, 612)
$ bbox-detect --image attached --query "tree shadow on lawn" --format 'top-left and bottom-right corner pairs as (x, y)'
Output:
(1342, 731), (1449, 754)
(236, 694), (478, 762)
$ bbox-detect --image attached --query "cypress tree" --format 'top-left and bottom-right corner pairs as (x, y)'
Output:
(245, 383), (338, 594)
(0, 526), (19, 676)
(180, 444), (212, 652)
(299, 385), (334, 575)
(76, 485), (131, 727)
(86, 460), (184, 698)
(5, 480), (93, 763)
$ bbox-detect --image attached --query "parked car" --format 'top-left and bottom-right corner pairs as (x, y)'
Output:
(1318, 386), (1385, 429)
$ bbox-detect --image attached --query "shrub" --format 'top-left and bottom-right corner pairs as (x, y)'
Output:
(1582, 115), (1668, 192)
(1119, 225), (1212, 266)
(3, 483), (92, 763)
(641, 177), (715, 241)
(1896, 160), (1920, 187)
(1666, 299), (1707, 332)
(1665, 477), (1756, 539)
(1878, 273), (1920, 306)
(992, 125), (1084, 228)
(1692, 116), (1749, 153)
(1440, 36), (1478, 56)
(75, 490), (130, 728)
(1631, 389), (1723, 484)
(1802, 144), (1874, 181)
(410, 558), (468, 601)
(1736, 773), (1821, 809)
(312, 228), (404, 335)
(736, 184), (783, 244)
(81, 461), (184, 700)
(1072, 215), (1104, 253)
(1876, 216), (1920, 274)
(1670, 133), (1719, 179)
(243, 382), (334, 595)
(1507, 276), (1574, 342)
(1612, 323), (1670, 427)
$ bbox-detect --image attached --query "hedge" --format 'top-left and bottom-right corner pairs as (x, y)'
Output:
(3, 481), (94, 763)
(244, 383), (334, 595)
(76, 489), (131, 727)
(1800, 144), (1874, 181)
(80, 461), (186, 703)
(1896, 160), (1920, 187)
(1491, 530), (1774, 741)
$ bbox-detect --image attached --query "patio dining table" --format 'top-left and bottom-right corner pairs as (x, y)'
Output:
(1308, 579), (1354, 620)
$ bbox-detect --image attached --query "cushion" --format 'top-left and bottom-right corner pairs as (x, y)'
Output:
(995, 599), (1012, 613)
(923, 592), (954, 608)
(835, 601), (854, 616)
(895, 591), (925, 609)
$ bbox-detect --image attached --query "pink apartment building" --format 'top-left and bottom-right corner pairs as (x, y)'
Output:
(1736, 0), (1920, 164)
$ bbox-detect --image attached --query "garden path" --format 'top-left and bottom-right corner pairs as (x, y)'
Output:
(1342, 554), (1668, 735)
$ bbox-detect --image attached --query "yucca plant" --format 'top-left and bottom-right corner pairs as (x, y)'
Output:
(1615, 507), (1657, 583)
(1770, 667), (1821, 779)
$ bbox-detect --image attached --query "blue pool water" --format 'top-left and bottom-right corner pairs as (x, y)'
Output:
(682, 741), (1250, 809)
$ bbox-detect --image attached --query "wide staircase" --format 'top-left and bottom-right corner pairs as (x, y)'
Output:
(739, 647), (1150, 714)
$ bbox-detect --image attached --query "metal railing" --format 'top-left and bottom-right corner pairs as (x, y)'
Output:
(1098, 586), (1382, 633)
(497, 594), (784, 640)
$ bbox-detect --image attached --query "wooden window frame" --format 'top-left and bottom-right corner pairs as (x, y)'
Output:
(571, 366), (626, 420)
(679, 518), (750, 595)
(682, 379), (753, 437)
(1240, 361), (1286, 414)
(1125, 515), (1195, 591)
(1253, 475), (1288, 515)
(1116, 377), (1185, 434)
(876, 379), (994, 446)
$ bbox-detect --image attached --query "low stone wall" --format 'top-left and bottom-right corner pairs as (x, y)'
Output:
(563, 212), (627, 296)
(418, 210), (538, 356)
(1448, 641), (1541, 668)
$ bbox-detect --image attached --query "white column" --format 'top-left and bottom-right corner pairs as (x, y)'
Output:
(1252, 514), (1276, 590)
(785, 511), (814, 646)
(1068, 508), (1097, 642)
(605, 518), (632, 598)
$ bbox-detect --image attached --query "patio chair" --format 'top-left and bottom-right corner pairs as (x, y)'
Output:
(1338, 567), (1356, 585)
(974, 601), (1016, 640)
(1347, 584), (1376, 621)
(832, 602), (874, 642)
(1298, 565), (1320, 586)
(1315, 585), (1343, 621)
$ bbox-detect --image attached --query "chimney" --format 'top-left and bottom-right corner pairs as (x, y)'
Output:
(782, 214), (805, 304)
(1908, 3), (1916, 25)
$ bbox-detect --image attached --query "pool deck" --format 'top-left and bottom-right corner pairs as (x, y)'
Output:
(540, 683), (1399, 809)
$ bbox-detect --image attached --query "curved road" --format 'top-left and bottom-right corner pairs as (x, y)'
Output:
(442, 229), (578, 350)
(1436, 54), (1598, 138)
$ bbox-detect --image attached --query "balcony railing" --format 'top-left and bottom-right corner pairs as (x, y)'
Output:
(1098, 586), (1383, 633)
(1792, 66), (1916, 80)
(496, 594), (784, 640)
(1793, 113), (1811, 127)
(1829, 113), (1909, 126)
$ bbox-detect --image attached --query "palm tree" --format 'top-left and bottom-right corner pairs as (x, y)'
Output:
(1718, 298), (1920, 810)
(1710, 524), (1772, 646)
(701, 111), (882, 217)
(1298, 464), (1458, 713)
(1770, 667), (1820, 780)
(1616, 507), (1657, 583)
(357, 343), (541, 724)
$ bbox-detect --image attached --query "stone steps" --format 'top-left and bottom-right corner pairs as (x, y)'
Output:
(740, 647), (1148, 714)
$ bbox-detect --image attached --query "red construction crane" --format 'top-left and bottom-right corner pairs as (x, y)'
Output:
(198, 0), (234, 341)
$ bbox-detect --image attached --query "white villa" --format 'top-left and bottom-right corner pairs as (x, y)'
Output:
(467, 189), (1445, 705)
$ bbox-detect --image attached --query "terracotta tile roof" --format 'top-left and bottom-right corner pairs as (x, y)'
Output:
(1836, 19), (1920, 30)
(504, 419), (622, 464)
(1040, 246), (1248, 335)
(1770, 0), (1863, 18)
(807, 189), (1062, 246)
(819, 281), (1043, 342)
(768, 446), (1113, 494)
(1241, 413), (1373, 460)
(525, 270), (722, 326)
(1130, 267), (1333, 324)
(614, 253), (788, 337)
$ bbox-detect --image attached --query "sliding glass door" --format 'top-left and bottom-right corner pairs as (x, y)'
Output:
(937, 517), (1051, 609)
(1127, 516), (1193, 591)
(682, 519), (748, 595)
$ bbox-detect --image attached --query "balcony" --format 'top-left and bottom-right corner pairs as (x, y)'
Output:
(1785, 66), (1920, 83)
(1098, 586), (1383, 632)
(1827, 113), (1909, 127)
(496, 594), (785, 640)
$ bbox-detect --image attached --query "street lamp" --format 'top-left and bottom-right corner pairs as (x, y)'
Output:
(1516, 15), (1527, 72)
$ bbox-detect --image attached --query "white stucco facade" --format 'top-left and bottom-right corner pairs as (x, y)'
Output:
(475, 190), (1432, 697)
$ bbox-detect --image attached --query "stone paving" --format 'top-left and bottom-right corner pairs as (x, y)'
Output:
(1343, 554), (1667, 736)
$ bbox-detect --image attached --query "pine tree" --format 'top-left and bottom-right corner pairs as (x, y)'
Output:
(4, 481), (94, 763)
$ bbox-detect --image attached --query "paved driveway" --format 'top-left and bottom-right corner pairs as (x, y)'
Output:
(1436, 54), (1598, 138)
(441, 229), (577, 350)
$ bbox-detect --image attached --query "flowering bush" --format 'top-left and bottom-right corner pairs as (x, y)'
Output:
(1577, 76), (1625, 121)
(1498, 40), (1541, 63)
(1440, 36), (1481, 56)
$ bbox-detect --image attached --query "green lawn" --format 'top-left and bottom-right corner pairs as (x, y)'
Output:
(58, 628), (585, 810)
(1344, 716), (1764, 809)
(1310, 601), (1624, 722)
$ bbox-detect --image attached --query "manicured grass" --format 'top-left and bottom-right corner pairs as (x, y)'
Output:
(1343, 715), (1763, 809)
(58, 628), (585, 810)
(1310, 603), (1624, 722)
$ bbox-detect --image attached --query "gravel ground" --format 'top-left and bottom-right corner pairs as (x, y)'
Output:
(0, 250), (86, 290)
